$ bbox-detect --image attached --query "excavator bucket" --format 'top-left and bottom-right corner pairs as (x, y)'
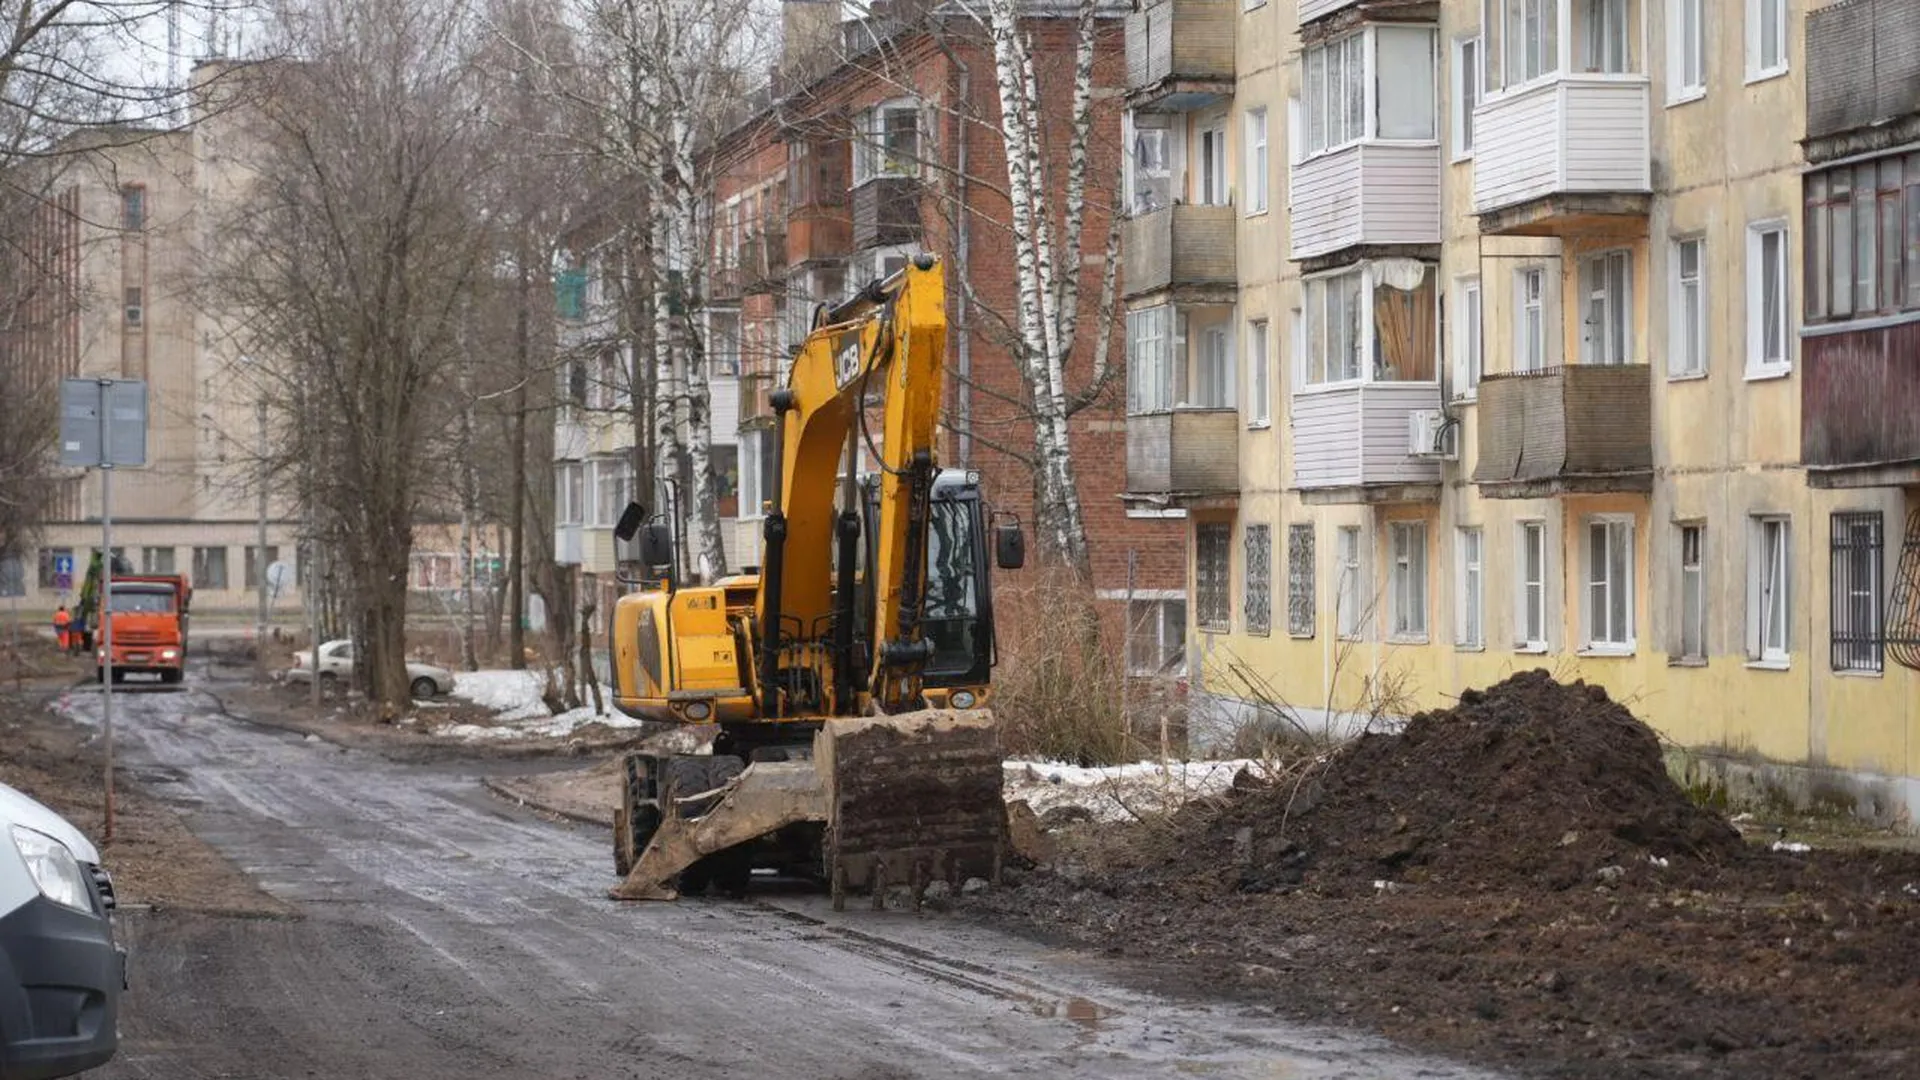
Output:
(608, 709), (1006, 905)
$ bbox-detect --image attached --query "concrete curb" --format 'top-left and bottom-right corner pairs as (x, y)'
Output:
(481, 776), (616, 830)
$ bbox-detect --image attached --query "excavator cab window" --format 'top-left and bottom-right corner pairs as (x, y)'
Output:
(859, 480), (994, 687)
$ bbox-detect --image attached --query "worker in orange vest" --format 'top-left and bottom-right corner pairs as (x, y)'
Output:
(52, 605), (71, 651)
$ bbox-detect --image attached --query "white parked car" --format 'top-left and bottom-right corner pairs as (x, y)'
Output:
(288, 639), (455, 699)
(0, 781), (122, 1077)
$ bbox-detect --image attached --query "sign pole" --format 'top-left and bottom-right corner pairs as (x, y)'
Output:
(100, 463), (114, 843)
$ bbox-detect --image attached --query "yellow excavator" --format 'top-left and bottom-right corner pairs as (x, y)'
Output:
(605, 254), (1025, 904)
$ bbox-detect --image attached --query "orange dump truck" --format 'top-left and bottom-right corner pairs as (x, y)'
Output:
(96, 575), (193, 685)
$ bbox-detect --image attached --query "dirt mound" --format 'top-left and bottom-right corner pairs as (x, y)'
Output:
(1104, 670), (1745, 896)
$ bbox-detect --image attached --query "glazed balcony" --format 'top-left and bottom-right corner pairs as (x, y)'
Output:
(1124, 0), (1234, 113)
(1289, 142), (1443, 261)
(1291, 385), (1443, 503)
(1472, 364), (1653, 497)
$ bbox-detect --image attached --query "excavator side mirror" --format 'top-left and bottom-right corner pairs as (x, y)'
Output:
(613, 501), (648, 543)
(994, 522), (1025, 571)
(640, 521), (674, 568)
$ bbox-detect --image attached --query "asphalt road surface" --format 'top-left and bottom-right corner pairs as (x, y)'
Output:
(63, 676), (1500, 1080)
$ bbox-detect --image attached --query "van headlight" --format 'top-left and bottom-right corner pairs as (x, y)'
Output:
(9, 826), (93, 913)
(950, 689), (977, 709)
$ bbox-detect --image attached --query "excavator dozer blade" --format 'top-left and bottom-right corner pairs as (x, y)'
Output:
(607, 709), (1006, 905)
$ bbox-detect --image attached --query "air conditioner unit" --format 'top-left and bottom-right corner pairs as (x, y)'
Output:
(1407, 409), (1457, 461)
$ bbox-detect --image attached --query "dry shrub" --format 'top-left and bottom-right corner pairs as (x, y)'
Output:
(991, 566), (1145, 767)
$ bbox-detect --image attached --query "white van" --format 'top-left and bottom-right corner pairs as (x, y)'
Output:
(0, 783), (121, 1079)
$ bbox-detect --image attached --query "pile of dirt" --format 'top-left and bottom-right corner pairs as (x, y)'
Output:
(1099, 670), (1745, 897)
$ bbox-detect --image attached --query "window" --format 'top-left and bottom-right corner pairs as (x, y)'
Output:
(1127, 598), (1188, 676)
(593, 457), (631, 527)
(1128, 304), (1173, 413)
(1830, 512), (1883, 673)
(853, 100), (920, 183)
(1585, 517), (1635, 651)
(1517, 520), (1547, 650)
(1195, 323), (1233, 408)
(1748, 516), (1791, 663)
(1247, 319), (1270, 426)
(1196, 523), (1231, 631)
(410, 553), (457, 591)
(1679, 524), (1707, 661)
(1515, 268), (1547, 372)
(37, 547), (73, 590)
(124, 287), (143, 327)
(1580, 250), (1632, 365)
(555, 461), (585, 526)
(1389, 522), (1428, 640)
(1455, 277), (1482, 394)
(1335, 525), (1363, 639)
(1747, 222), (1790, 376)
(1287, 523), (1315, 638)
(1803, 155), (1920, 323)
(1669, 0), (1705, 100)
(1504, 0), (1556, 84)
(1303, 27), (1438, 157)
(1746, 0), (1787, 80)
(193, 547), (229, 590)
(1452, 36), (1481, 158)
(1672, 238), (1707, 376)
(1302, 262), (1438, 387)
(738, 429), (775, 517)
(243, 546), (281, 590)
(1198, 121), (1228, 206)
(142, 546), (175, 575)
(121, 186), (144, 230)
(1456, 527), (1483, 648)
(1244, 109), (1268, 215)
(1580, 0), (1630, 74)
(1126, 113), (1172, 214)
(708, 310), (741, 377)
(1244, 524), (1271, 635)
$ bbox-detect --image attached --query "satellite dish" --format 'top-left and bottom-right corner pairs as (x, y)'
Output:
(266, 561), (292, 593)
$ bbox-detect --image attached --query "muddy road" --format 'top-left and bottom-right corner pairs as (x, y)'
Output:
(60, 676), (1495, 1080)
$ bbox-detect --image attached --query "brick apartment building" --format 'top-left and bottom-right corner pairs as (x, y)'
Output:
(700, 0), (1189, 676)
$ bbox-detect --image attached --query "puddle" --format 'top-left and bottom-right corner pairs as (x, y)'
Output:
(1033, 996), (1111, 1031)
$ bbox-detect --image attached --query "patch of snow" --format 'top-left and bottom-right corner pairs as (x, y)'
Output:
(1771, 840), (1812, 853)
(450, 670), (553, 720)
(440, 670), (640, 741)
(1001, 758), (1263, 823)
(432, 703), (645, 743)
(1647, 855), (1670, 868)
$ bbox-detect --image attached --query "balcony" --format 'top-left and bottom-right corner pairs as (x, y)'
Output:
(1297, 0), (1363, 25)
(1472, 364), (1652, 497)
(1289, 142), (1442, 261)
(786, 205), (852, 265)
(739, 231), (787, 294)
(851, 177), (921, 250)
(738, 370), (777, 426)
(1802, 321), (1920, 488)
(1125, 408), (1238, 499)
(1472, 75), (1651, 236)
(1124, 0), (1234, 112)
(707, 261), (743, 301)
(1291, 385), (1442, 503)
(1806, 0), (1920, 162)
(1122, 204), (1236, 300)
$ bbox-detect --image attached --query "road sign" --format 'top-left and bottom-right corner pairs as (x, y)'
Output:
(0, 558), (22, 599)
(52, 554), (73, 592)
(266, 561), (292, 595)
(59, 379), (148, 468)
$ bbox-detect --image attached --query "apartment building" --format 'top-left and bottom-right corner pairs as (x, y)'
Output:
(11, 84), (307, 617)
(1124, 0), (1920, 817)
(686, 1), (1189, 671)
